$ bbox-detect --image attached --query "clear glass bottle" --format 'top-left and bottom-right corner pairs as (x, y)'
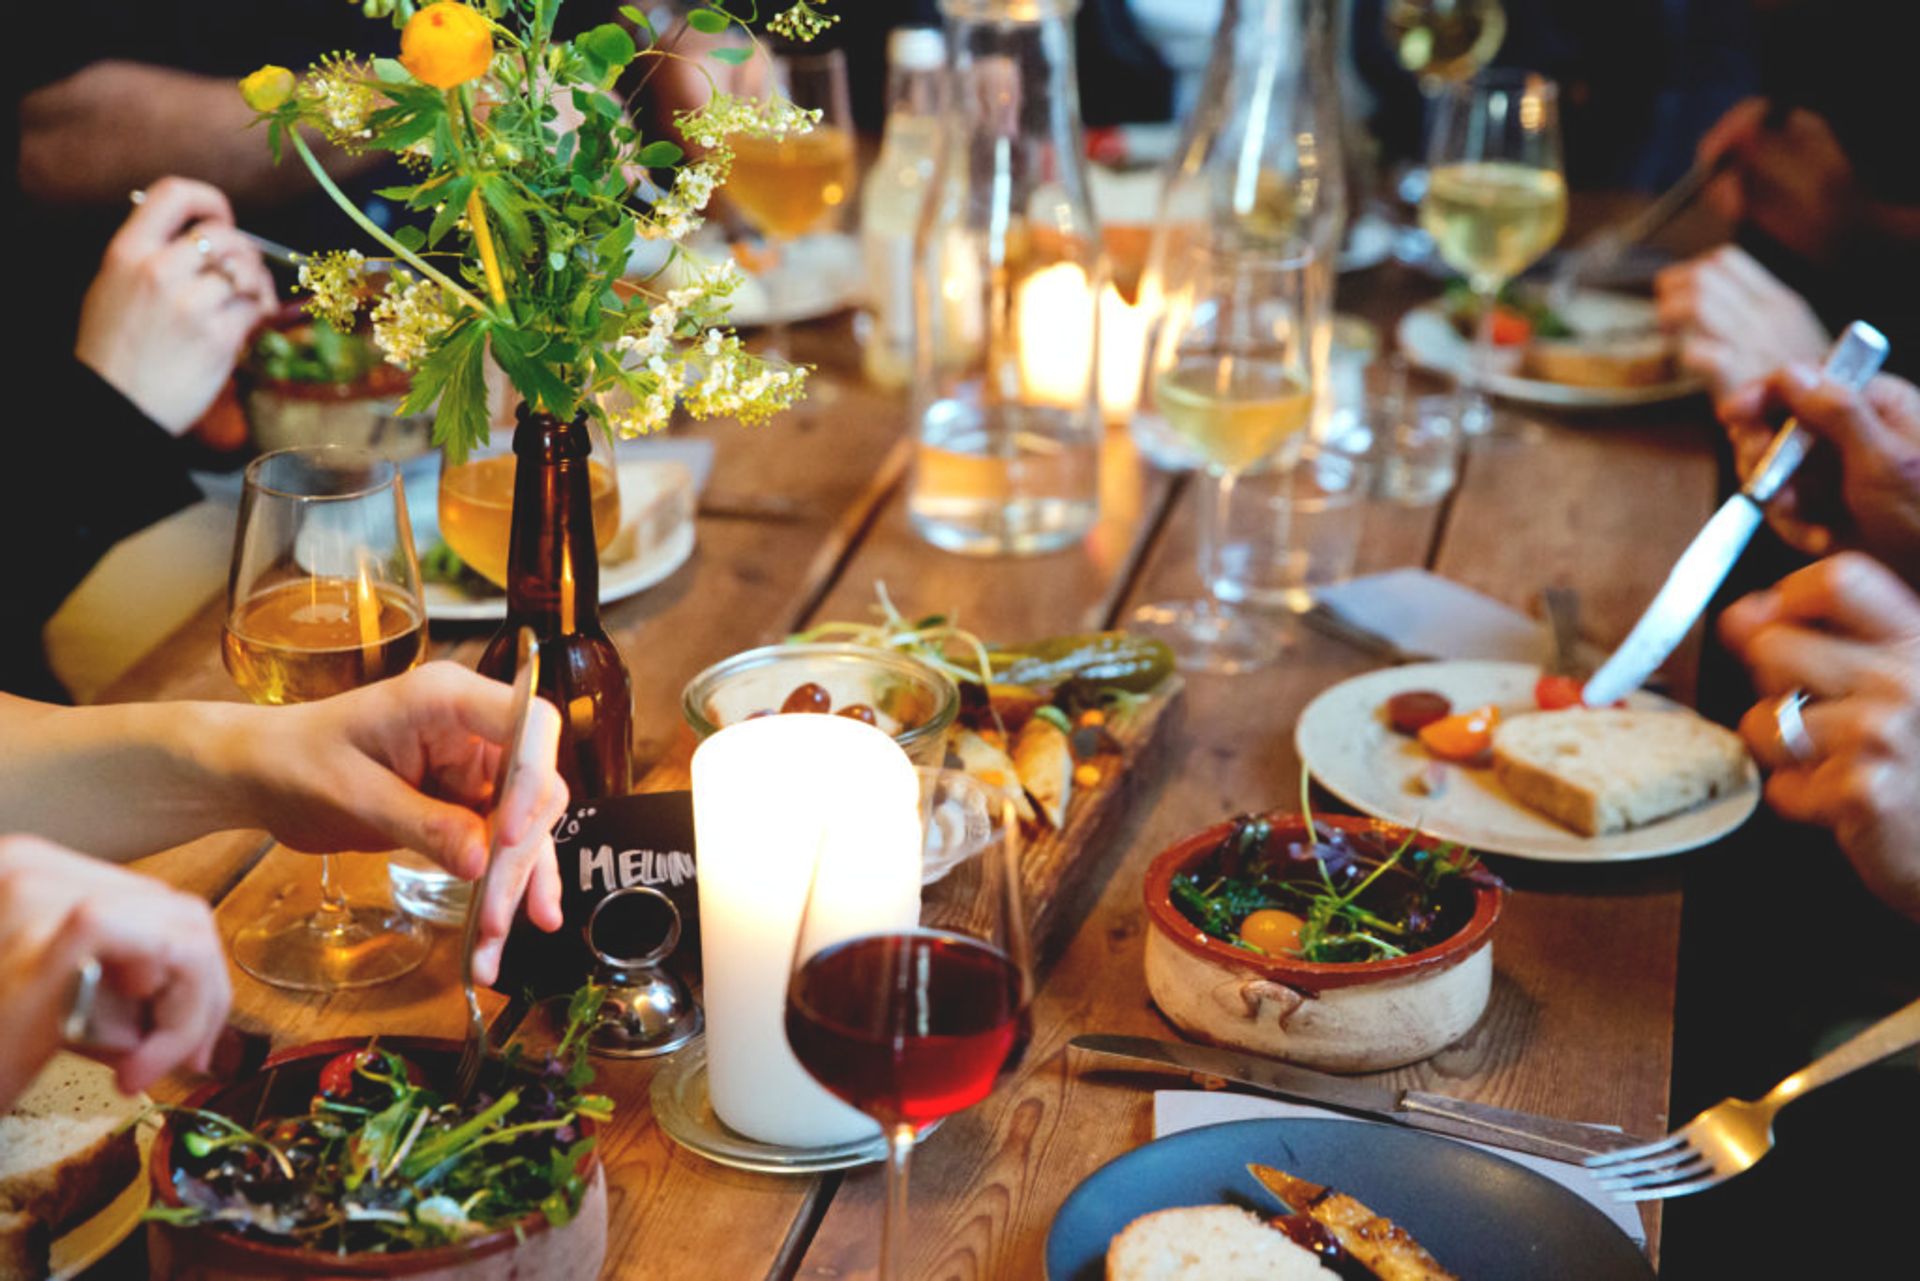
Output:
(907, 0), (1103, 557)
(860, 26), (948, 391)
(1132, 0), (1347, 468)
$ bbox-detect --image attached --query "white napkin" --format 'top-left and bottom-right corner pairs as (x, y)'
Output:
(1153, 1089), (1646, 1247)
(1315, 567), (1575, 665)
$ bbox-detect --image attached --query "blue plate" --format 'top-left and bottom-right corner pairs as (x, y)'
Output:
(1045, 1118), (1653, 1281)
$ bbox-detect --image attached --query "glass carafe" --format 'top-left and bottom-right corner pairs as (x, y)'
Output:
(906, 0), (1103, 557)
(1133, 0), (1347, 467)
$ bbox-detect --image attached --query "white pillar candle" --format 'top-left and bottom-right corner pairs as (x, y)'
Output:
(692, 714), (924, 1149)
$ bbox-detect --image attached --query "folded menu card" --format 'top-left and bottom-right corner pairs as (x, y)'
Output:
(1153, 1089), (1646, 1248)
(1314, 567), (1604, 667)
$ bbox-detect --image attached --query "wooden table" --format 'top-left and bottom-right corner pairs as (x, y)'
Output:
(105, 197), (1723, 1277)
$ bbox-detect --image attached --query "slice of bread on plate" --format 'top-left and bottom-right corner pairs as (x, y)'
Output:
(0, 1053), (143, 1281)
(1492, 708), (1750, 837)
(1522, 331), (1675, 388)
(1108, 1205), (1337, 1280)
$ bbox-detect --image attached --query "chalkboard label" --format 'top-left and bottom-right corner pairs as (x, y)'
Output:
(495, 791), (699, 997)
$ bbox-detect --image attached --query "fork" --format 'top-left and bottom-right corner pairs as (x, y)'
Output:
(454, 628), (542, 1103)
(1585, 995), (1920, 1201)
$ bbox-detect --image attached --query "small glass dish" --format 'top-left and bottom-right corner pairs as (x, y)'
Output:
(681, 643), (959, 768)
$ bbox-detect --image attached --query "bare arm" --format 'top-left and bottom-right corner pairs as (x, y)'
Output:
(18, 60), (382, 206)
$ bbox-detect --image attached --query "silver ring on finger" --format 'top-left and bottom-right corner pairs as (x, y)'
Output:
(62, 956), (103, 1044)
(1772, 688), (1817, 765)
(195, 235), (213, 258)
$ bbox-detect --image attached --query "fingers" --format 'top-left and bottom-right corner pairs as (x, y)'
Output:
(113, 177), (235, 259)
(1765, 552), (1920, 642)
(1766, 364), (1901, 462)
(1697, 96), (1768, 169)
(1863, 374), (1920, 433)
(401, 661), (522, 747)
(350, 761), (490, 879)
(1735, 622), (1889, 699)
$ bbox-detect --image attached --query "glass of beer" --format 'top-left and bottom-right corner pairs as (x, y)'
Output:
(1129, 242), (1318, 673)
(223, 447), (431, 991)
(437, 435), (622, 591)
(1419, 71), (1565, 435)
(724, 45), (856, 339)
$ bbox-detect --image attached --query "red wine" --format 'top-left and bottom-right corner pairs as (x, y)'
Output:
(785, 931), (1028, 1129)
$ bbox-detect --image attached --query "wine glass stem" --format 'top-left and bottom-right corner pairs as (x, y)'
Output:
(313, 853), (350, 935)
(1461, 280), (1499, 433)
(1195, 465), (1235, 613)
(879, 1123), (915, 1281)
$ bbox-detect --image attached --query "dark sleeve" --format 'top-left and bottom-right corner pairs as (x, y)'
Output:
(13, 361), (203, 641)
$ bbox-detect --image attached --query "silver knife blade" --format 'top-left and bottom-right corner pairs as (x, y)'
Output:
(1070, 1034), (1648, 1163)
(1581, 320), (1889, 707)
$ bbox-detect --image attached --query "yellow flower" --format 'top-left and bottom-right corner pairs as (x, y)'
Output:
(239, 65), (296, 112)
(399, 3), (494, 90)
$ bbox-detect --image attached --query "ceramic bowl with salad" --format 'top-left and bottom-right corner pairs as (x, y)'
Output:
(244, 309), (432, 461)
(144, 995), (610, 1280)
(1143, 809), (1502, 1072)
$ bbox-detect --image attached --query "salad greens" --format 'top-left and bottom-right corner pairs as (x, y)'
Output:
(146, 985), (610, 1254)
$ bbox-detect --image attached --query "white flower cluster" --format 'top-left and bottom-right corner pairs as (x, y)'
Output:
(604, 258), (795, 435)
(369, 271), (454, 370)
(681, 329), (808, 426)
(633, 157), (727, 241)
(675, 93), (821, 149)
(296, 249), (367, 331)
(299, 55), (377, 145)
(768, 2), (839, 41)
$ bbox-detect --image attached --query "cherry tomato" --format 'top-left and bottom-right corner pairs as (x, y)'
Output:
(781, 682), (832, 714)
(1239, 909), (1305, 955)
(1385, 690), (1452, 736)
(317, 1049), (380, 1099)
(1418, 704), (1500, 763)
(1489, 306), (1532, 346)
(1534, 673), (1584, 710)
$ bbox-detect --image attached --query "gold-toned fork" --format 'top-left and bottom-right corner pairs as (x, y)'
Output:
(1585, 995), (1920, 1201)
(453, 627), (541, 1103)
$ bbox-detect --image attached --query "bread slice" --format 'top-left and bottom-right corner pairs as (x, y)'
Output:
(1107, 1205), (1337, 1281)
(1523, 332), (1675, 388)
(1492, 709), (1751, 836)
(0, 1052), (142, 1268)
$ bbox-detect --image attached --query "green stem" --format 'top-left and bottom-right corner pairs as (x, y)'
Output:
(289, 130), (493, 317)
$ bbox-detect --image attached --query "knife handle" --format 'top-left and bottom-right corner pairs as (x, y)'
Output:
(1746, 321), (1889, 504)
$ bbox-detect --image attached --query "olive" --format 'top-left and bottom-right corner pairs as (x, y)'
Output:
(836, 703), (878, 725)
(1385, 689), (1452, 736)
(780, 682), (833, 714)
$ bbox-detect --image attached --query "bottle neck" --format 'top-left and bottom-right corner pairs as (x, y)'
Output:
(503, 409), (602, 633)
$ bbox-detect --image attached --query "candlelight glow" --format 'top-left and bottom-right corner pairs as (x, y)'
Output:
(1015, 262), (1097, 410)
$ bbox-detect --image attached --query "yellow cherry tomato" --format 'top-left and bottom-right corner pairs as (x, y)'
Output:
(1418, 704), (1500, 763)
(400, 2), (494, 90)
(1239, 909), (1305, 955)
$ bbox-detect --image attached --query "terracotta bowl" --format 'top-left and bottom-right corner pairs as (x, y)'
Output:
(1143, 814), (1503, 1073)
(146, 1037), (607, 1281)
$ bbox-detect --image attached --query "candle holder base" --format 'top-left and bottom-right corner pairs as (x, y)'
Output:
(650, 1039), (939, 1174)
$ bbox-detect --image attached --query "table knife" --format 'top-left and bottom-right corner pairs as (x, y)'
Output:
(1069, 1033), (1650, 1163)
(1580, 320), (1889, 708)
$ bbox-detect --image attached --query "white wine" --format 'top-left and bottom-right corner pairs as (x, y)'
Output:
(1385, 0), (1506, 85)
(1155, 355), (1313, 472)
(223, 578), (426, 705)
(1419, 161), (1567, 290)
(729, 126), (858, 240)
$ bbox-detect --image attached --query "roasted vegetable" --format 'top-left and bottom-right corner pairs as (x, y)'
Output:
(988, 633), (1173, 695)
(1013, 716), (1073, 828)
(1249, 1164), (1458, 1281)
(951, 728), (1035, 825)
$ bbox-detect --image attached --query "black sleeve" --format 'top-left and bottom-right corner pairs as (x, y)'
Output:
(5, 361), (204, 698)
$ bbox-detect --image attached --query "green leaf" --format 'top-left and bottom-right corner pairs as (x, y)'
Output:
(595, 218), (635, 271)
(636, 140), (683, 167)
(427, 175), (475, 247)
(490, 325), (578, 420)
(477, 175), (535, 257)
(619, 4), (652, 34)
(374, 184), (422, 201)
(711, 46), (753, 66)
(548, 250), (569, 272)
(393, 225), (427, 252)
(373, 57), (411, 83)
(405, 320), (492, 463)
(687, 7), (730, 34)
(581, 23), (637, 68)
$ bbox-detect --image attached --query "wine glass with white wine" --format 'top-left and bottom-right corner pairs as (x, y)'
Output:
(1419, 70), (1565, 435)
(223, 447), (431, 991)
(1129, 243), (1317, 673)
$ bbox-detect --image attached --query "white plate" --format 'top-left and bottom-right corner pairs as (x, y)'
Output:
(421, 458), (697, 623)
(1294, 660), (1761, 863)
(627, 232), (862, 328)
(48, 1115), (156, 1279)
(1395, 291), (1707, 410)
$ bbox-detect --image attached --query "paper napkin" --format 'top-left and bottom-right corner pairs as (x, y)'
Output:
(1153, 1089), (1646, 1248)
(1313, 567), (1564, 664)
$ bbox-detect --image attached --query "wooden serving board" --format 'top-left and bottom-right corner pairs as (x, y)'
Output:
(637, 676), (1185, 973)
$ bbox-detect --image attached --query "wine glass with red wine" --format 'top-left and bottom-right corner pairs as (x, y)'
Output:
(785, 802), (1033, 1280)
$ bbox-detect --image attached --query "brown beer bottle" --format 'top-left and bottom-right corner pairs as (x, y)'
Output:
(478, 404), (634, 798)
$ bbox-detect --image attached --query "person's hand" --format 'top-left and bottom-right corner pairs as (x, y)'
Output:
(73, 176), (275, 434)
(1716, 366), (1920, 572)
(218, 662), (571, 984)
(1654, 245), (1828, 400)
(1697, 98), (1858, 264)
(1722, 554), (1920, 920)
(0, 836), (230, 1107)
